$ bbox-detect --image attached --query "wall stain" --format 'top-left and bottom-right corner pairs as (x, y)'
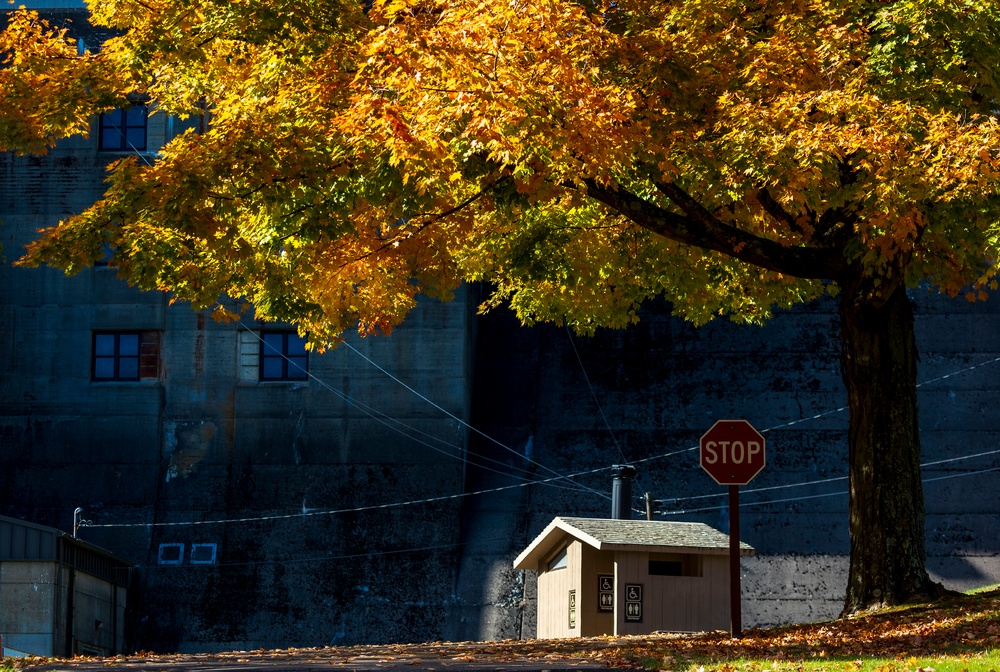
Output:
(165, 421), (217, 482)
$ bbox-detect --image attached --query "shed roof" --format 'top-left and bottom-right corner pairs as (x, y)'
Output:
(513, 516), (754, 570)
(0, 515), (132, 586)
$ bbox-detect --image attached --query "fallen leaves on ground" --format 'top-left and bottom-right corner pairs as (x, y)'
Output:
(7, 590), (1000, 671)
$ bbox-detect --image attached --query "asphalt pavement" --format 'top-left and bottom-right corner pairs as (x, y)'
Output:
(8, 638), (644, 672)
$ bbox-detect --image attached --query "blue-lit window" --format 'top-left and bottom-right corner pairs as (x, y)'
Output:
(92, 331), (160, 381)
(260, 331), (308, 381)
(98, 104), (148, 151)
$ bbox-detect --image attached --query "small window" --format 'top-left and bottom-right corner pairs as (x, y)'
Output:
(260, 331), (308, 381)
(92, 331), (160, 381)
(547, 546), (568, 571)
(649, 553), (702, 577)
(158, 543), (184, 565)
(99, 104), (148, 152)
(190, 543), (218, 565)
(649, 560), (683, 576)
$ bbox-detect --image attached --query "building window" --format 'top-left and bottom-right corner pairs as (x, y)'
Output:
(649, 560), (683, 576)
(260, 331), (308, 381)
(649, 553), (702, 577)
(190, 543), (218, 565)
(99, 104), (148, 151)
(92, 331), (160, 381)
(547, 546), (568, 571)
(157, 543), (184, 565)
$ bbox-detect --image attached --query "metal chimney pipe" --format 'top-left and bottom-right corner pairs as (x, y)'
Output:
(611, 465), (637, 520)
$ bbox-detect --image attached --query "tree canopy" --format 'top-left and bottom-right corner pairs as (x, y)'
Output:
(4, 0), (1000, 613)
(7, 0), (1000, 340)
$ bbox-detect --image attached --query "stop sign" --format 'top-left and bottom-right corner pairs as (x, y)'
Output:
(700, 420), (766, 485)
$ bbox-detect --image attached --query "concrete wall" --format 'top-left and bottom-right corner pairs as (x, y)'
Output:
(3, 36), (1000, 646)
(0, 562), (57, 657)
(463, 291), (1000, 638)
(0, 562), (125, 657)
(73, 570), (127, 655)
(1, 110), (475, 650)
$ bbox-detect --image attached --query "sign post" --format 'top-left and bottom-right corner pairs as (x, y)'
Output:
(700, 420), (766, 639)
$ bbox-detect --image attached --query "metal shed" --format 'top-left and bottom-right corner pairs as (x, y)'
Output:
(0, 515), (132, 658)
(513, 516), (754, 638)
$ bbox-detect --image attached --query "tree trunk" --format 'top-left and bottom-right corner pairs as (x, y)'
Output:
(838, 269), (940, 615)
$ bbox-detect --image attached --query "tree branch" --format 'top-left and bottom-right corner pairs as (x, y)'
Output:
(583, 179), (848, 281)
(754, 187), (813, 238)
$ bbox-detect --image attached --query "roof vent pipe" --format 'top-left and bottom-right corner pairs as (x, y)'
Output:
(611, 465), (637, 520)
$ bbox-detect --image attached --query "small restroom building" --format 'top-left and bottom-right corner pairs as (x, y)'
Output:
(514, 516), (754, 638)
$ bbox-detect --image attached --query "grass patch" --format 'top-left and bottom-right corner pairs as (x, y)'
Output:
(968, 584), (1000, 596)
(612, 589), (1000, 672)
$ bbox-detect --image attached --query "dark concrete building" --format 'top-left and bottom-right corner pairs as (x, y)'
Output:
(3, 0), (1000, 653)
(0, 515), (131, 657)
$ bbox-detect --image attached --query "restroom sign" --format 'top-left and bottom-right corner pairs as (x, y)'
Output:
(598, 574), (614, 612)
(624, 583), (643, 623)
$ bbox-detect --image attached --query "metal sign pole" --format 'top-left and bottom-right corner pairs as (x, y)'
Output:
(729, 484), (741, 639)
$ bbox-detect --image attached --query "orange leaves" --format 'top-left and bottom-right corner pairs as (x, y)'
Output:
(0, 9), (125, 154)
(10, 0), (1000, 341)
(347, 0), (637, 193)
(53, 590), (1000, 668)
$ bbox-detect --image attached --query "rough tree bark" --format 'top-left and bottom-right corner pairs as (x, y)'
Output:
(838, 267), (941, 614)
(588, 180), (943, 615)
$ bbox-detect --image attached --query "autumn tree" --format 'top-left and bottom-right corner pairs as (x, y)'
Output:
(4, 0), (1000, 615)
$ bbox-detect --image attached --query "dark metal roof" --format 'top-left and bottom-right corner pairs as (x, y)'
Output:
(514, 516), (754, 569)
(0, 515), (132, 587)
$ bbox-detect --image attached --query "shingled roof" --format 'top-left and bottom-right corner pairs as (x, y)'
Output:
(513, 516), (754, 570)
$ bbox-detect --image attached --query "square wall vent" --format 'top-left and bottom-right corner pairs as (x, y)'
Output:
(190, 543), (218, 565)
(157, 543), (184, 565)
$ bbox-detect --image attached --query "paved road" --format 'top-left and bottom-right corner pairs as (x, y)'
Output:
(10, 638), (642, 672)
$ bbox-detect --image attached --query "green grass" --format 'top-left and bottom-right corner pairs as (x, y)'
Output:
(622, 588), (1000, 672)
(968, 585), (1000, 596)
(637, 653), (1000, 672)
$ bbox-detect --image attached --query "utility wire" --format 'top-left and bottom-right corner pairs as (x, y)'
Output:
(79, 462), (619, 529)
(651, 447), (1000, 508)
(116, 125), (1000, 531)
(342, 340), (610, 501)
(238, 321), (589, 492)
(147, 541), (465, 570)
(565, 325), (629, 465)
(102, 105), (155, 166)
(659, 466), (1000, 516)
(642, 353), (1000, 457)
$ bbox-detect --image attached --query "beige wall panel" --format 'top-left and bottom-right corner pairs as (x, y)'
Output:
(537, 539), (582, 639)
(614, 551), (647, 636)
(706, 556), (731, 631)
(611, 551), (735, 635)
(579, 545), (614, 637)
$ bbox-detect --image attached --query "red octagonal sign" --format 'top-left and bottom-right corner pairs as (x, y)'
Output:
(700, 420), (766, 485)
